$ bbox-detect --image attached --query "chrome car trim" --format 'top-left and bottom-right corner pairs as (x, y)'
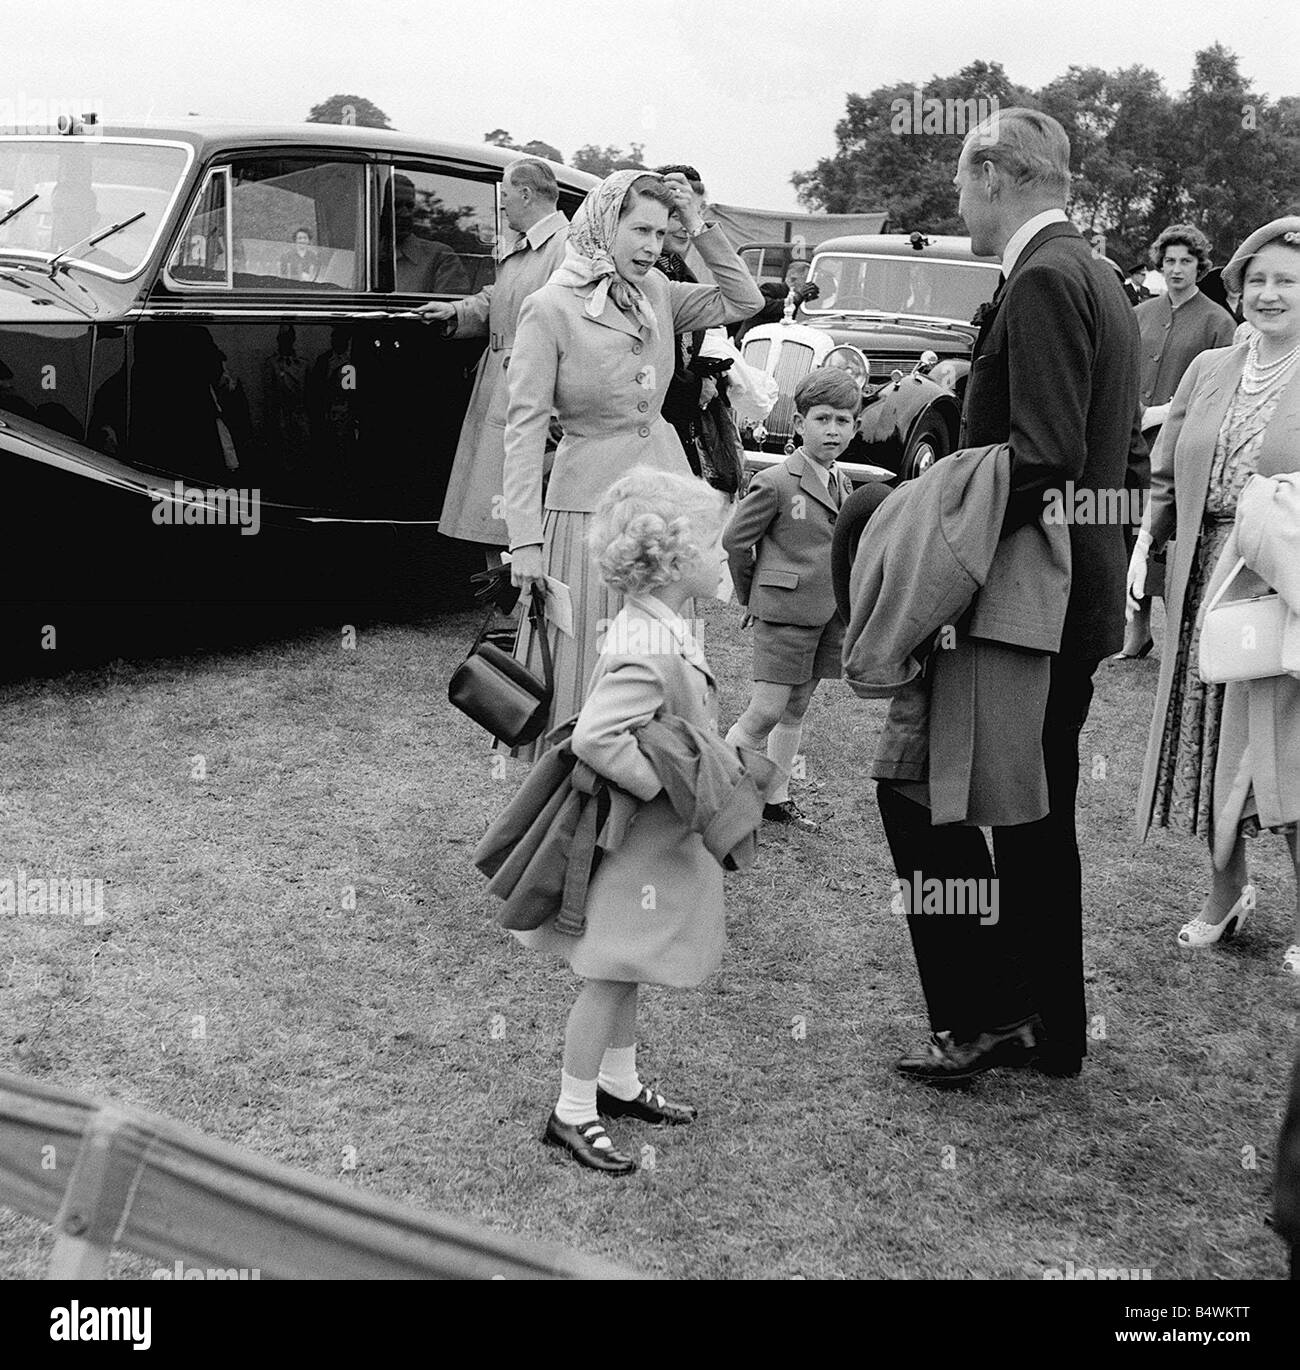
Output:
(162, 164), (232, 291)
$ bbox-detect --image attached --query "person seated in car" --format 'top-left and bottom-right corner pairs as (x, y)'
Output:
(393, 174), (470, 295)
(279, 227), (320, 281)
(735, 258), (821, 342)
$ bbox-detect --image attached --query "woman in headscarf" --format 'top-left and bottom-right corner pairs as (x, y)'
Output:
(501, 169), (763, 754)
(1130, 216), (1300, 971)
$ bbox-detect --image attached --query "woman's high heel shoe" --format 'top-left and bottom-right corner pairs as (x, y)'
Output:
(1177, 885), (1255, 948)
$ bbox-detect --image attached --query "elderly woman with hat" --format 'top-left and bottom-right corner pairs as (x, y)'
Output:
(1130, 216), (1300, 971)
(501, 170), (763, 753)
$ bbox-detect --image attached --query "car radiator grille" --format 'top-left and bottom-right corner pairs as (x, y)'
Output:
(767, 342), (816, 440)
(742, 337), (771, 372)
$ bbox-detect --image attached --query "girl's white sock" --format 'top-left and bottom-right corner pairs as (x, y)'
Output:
(598, 1045), (642, 1102)
(555, 1072), (608, 1145)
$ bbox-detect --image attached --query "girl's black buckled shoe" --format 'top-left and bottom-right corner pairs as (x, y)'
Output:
(543, 1113), (638, 1174)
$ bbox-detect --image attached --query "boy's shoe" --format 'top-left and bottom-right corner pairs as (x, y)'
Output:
(764, 799), (818, 832)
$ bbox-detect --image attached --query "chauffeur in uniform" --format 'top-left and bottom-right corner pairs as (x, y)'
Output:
(422, 159), (570, 551)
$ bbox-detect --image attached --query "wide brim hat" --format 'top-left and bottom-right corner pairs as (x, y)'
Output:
(1221, 215), (1300, 295)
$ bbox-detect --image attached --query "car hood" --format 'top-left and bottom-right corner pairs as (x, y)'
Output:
(0, 268), (102, 321)
(796, 314), (976, 355)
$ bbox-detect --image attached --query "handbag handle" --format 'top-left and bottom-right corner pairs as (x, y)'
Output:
(1202, 556), (1250, 616)
(467, 583), (553, 688)
(529, 585), (554, 697)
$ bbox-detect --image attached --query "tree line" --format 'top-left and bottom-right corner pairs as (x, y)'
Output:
(304, 96), (646, 179)
(792, 48), (1300, 271)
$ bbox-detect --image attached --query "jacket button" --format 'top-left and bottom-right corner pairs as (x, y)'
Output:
(637, 400), (649, 412)
(632, 342), (643, 355)
(638, 425), (650, 437)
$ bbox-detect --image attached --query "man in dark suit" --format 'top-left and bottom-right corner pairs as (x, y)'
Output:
(882, 107), (1141, 1084)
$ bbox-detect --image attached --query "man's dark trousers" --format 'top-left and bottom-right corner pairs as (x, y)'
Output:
(878, 651), (1100, 1063)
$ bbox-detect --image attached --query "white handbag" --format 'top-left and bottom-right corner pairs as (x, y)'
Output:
(1198, 556), (1286, 683)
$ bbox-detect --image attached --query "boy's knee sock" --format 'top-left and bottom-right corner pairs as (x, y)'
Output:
(766, 720), (805, 805)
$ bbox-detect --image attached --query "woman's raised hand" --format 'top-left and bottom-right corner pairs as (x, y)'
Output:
(661, 173), (705, 235)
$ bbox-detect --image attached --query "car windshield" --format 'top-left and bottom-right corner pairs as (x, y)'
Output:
(0, 138), (189, 276)
(803, 252), (999, 322)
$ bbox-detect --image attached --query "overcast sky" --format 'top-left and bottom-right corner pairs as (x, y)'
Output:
(7, 0), (1297, 210)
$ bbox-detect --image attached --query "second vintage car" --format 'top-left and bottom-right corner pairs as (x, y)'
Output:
(738, 231), (1000, 482)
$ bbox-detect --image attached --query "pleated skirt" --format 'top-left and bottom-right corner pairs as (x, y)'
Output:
(510, 510), (621, 762)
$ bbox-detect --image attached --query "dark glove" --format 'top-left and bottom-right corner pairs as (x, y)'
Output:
(469, 564), (520, 615)
(793, 282), (820, 304)
(688, 355), (733, 380)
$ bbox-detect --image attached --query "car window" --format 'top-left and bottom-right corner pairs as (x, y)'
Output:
(804, 253), (998, 321)
(167, 167), (229, 285)
(387, 165), (494, 296)
(0, 138), (189, 277)
(213, 156), (367, 290)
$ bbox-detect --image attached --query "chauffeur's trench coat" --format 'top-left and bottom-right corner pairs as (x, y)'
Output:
(436, 211), (569, 545)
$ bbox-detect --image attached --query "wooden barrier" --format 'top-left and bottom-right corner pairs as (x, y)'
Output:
(0, 1071), (635, 1280)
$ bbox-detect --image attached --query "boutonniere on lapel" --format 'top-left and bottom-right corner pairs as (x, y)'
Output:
(971, 299), (1000, 329)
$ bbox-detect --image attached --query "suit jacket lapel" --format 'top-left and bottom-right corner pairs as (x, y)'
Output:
(576, 286), (646, 340)
(1180, 347), (1247, 530)
(791, 450), (837, 514)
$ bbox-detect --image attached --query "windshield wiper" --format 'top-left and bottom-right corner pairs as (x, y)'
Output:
(48, 210), (146, 273)
(0, 193), (39, 232)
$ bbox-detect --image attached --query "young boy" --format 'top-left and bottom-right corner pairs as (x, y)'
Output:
(723, 368), (858, 832)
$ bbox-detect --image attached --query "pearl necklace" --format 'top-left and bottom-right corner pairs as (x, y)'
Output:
(1242, 332), (1300, 394)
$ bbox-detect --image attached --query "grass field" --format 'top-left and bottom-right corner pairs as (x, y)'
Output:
(1, 599), (1296, 1280)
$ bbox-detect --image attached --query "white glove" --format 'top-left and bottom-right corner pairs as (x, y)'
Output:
(1126, 529), (1152, 616)
(1141, 403), (1170, 431)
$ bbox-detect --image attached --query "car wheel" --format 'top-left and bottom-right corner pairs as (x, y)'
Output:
(901, 414), (949, 480)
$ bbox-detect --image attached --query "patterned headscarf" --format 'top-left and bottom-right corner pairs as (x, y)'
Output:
(549, 168), (664, 334)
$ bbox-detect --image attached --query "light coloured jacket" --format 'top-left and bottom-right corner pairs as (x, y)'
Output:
(1135, 345), (1300, 843)
(437, 211), (569, 544)
(1200, 469), (1300, 867)
(844, 443), (1071, 827)
(502, 225), (764, 549)
(843, 443), (1071, 695)
(723, 449), (852, 626)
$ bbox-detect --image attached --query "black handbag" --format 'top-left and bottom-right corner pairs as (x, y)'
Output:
(447, 585), (554, 747)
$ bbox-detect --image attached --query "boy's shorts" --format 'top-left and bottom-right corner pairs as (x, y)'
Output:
(752, 614), (845, 685)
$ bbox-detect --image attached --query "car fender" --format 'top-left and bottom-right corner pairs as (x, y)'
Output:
(857, 374), (955, 450)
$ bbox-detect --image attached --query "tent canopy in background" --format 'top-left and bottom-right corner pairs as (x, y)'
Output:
(710, 204), (888, 251)
(686, 205), (888, 286)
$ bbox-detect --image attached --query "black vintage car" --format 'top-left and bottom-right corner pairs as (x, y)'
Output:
(0, 119), (595, 634)
(739, 232), (1000, 482)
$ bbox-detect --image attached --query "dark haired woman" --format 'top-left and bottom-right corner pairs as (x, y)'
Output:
(502, 169), (762, 753)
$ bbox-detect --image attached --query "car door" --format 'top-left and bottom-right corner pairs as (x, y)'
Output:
(367, 157), (499, 528)
(136, 147), (380, 517)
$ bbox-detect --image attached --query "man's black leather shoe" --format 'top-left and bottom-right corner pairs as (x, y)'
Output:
(895, 1019), (1040, 1087)
(543, 1113), (637, 1174)
(597, 1085), (697, 1126)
